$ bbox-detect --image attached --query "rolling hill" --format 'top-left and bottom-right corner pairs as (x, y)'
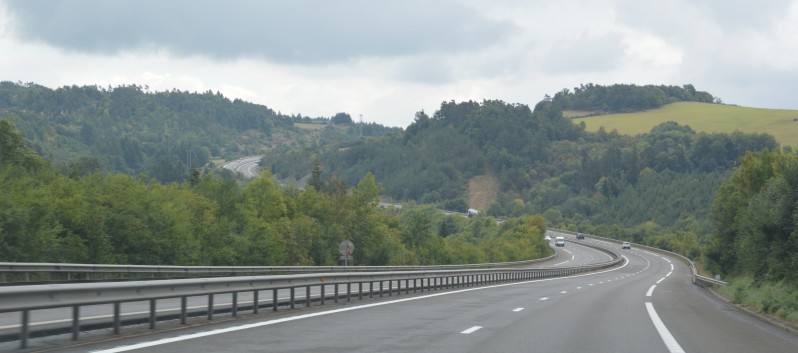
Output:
(571, 102), (798, 146)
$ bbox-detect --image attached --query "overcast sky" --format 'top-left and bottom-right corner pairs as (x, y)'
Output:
(1, 0), (796, 128)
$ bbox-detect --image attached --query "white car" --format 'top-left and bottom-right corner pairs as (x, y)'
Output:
(622, 242), (631, 249)
(555, 236), (566, 247)
(544, 235), (552, 241)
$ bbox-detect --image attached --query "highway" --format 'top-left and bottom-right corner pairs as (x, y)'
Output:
(221, 156), (261, 179)
(0, 235), (610, 351)
(0, 238), (593, 331)
(30, 233), (795, 353)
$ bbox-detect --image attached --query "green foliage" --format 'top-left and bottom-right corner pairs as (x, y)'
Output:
(1, 127), (550, 266)
(0, 119), (44, 171)
(553, 83), (715, 113)
(718, 276), (798, 323)
(706, 150), (798, 285)
(0, 82), (399, 185)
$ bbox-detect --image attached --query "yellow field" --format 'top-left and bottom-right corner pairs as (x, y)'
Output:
(572, 102), (798, 146)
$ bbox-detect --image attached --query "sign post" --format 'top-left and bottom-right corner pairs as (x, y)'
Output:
(338, 240), (354, 266)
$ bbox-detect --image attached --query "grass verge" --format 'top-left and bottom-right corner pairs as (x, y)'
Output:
(717, 275), (798, 324)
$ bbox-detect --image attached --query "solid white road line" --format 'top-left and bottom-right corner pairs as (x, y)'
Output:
(646, 285), (657, 297)
(645, 302), (686, 353)
(461, 326), (482, 334)
(513, 308), (524, 312)
(540, 297), (549, 301)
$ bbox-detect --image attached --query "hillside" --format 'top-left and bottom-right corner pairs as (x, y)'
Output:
(572, 102), (798, 146)
(262, 87), (778, 241)
(0, 82), (399, 183)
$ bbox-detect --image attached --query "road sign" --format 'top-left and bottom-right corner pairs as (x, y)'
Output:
(339, 240), (354, 266)
(339, 240), (354, 256)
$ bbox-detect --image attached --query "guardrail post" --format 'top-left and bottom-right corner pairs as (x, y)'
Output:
(149, 299), (156, 329)
(321, 285), (326, 305)
(273, 289), (278, 311)
(358, 282), (363, 300)
(180, 297), (187, 324)
(306, 286), (311, 307)
(370, 282), (374, 298)
(347, 283), (351, 302)
(72, 305), (79, 341)
(232, 292), (238, 317)
(334, 284), (339, 303)
(253, 290), (259, 314)
(208, 294), (215, 320)
(388, 280), (393, 296)
(396, 280), (401, 296)
(379, 281), (384, 297)
(113, 302), (121, 334)
(20, 310), (29, 349)
(290, 287), (295, 309)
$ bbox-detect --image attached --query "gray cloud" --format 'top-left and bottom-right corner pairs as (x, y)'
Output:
(613, 0), (794, 40)
(5, 0), (514, 65)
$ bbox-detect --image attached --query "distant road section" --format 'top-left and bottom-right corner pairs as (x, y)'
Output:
(222, 156), (262, 178)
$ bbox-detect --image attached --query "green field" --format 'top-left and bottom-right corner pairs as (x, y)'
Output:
(572, 102), (798, 147)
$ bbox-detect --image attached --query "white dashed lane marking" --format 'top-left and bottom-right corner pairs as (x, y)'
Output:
(461, 326), (482, 334)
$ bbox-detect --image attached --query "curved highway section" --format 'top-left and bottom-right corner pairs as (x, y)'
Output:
(46, 236), (797, 353)
(222, 156), (262, 179)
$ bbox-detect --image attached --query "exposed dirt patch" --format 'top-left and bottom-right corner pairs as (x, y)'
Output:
(467, 173), (500, 211)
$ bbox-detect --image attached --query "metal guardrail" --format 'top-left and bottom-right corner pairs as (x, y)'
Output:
(0, 255), (558, 283)
(0, 241), (623, 349)
(552, 229), (726, 287)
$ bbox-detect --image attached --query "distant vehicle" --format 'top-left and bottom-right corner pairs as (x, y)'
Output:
(576, 233), (585, 240)
(622, 242), (631, 249)
(467, 209), (479, 218)
(545, 235), (552, 241)
(555, 236), (566, 247)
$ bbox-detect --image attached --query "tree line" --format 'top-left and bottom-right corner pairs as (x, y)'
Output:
(547, 83), (717, 113)
(1, 119), (550, 265)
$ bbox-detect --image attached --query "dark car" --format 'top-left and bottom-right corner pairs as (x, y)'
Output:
(576, 233), (585, 240)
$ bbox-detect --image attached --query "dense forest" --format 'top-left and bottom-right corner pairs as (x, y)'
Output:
(0, 81), (398, 183)
(0, 119), (549, 265)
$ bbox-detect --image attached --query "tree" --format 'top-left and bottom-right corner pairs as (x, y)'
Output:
(0, 119), (43, 170)
(331, 112), (353, 124)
